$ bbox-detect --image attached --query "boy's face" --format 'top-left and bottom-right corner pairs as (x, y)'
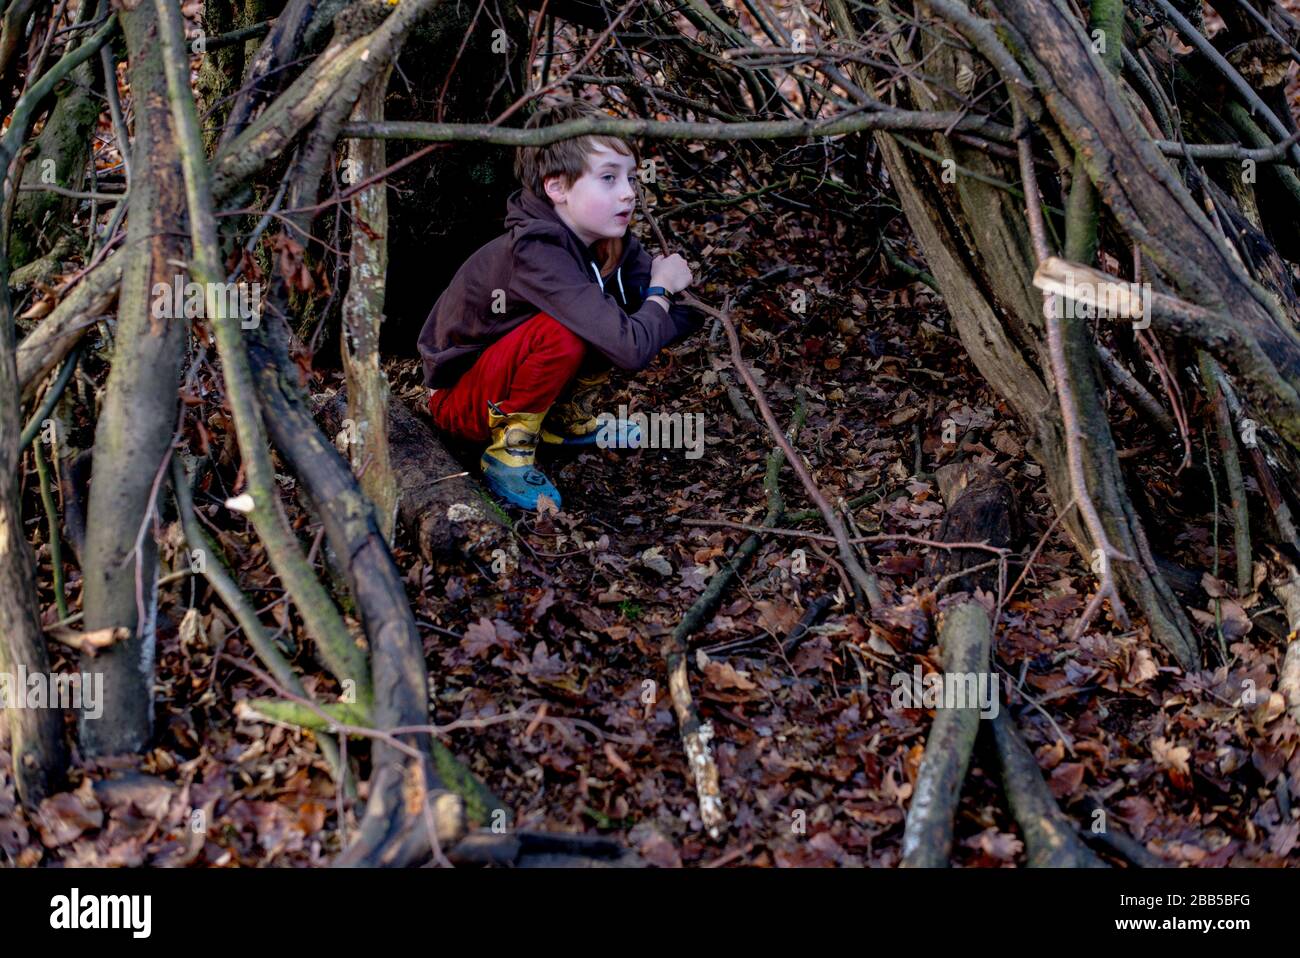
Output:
(543, 143), (637, 247)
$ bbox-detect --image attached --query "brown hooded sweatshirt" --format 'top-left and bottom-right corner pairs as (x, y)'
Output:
(418, 187), (701, 388)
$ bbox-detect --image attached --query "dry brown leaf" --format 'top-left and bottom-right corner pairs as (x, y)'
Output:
(1125, 647), (1159, 687)
(1151, 736), (1191, 776)
(966, 826), (1023, 861)
(35, 781), (103, 848)
(703, 660), (757, 692)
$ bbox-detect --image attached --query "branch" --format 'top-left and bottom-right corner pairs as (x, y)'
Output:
(1154, 132), (1300, 163)
(45, 625), (129, 655)
(1031, 255), (1227, 340)
(1017, 116), (1131, 639)
(663, 391), (808, 838)
(16, 251), (122, 400)
(338, 110), (1018, 144)
(16, 184), (126, 202)
(0, 13), (117, 202)
(170, 455), (348, 788)
(211, 0), (449, 202)
(689, 291), (883, 610)
(1148, 0), (1300, 167)
(1199, 353), (1252, 597)
(1274, 560), (1300, 725)
(901, 603), (991, 866)
(992, 711), (1107, 866)
(154, 0), (372, 707)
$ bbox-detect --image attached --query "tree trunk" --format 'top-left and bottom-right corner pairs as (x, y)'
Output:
(79, 1), (189, 756)
(341, 65), (398, 541)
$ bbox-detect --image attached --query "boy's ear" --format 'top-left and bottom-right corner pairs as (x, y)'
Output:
(542, 174), (568, 206)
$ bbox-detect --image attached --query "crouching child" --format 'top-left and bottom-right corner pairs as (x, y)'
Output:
(417, 99), (700, 510)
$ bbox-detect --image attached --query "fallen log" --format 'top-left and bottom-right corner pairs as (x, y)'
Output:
(449, 830), (644, 868)
(1076, 794), (1169, 868)
(901, 601), (993, 867)
(925, 462), (1017, 593)
(991, 711), (1106, 867)
(904, 463), (1014, 866)
(906, 461), (1106, 866)
(315, 390), (507, 561)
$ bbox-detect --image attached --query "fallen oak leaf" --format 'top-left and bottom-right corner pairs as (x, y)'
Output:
(791, 634), (833, 675)
(460, 617), (518, 659)
(1268, 821), (1299, 857)
(639, 546), (673, 576)
(1151, 736), (1192, 790)
(964, 826), (1023, 862)
(461, 618), (498, 658)
(1252, 691), (1287, 732)
(1190, 598), (1253, 639)
(628, 822), (681, 868)
(529, 587), (557, 621)
(755, 598), (800, 635)
(703, 660), (757, 692)
(1048, 762), (1086, 800)
(1124, 647), (1159, 687)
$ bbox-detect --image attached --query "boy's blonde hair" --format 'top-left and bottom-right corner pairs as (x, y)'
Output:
(514, 98), (639, 275)
(514, 99), (640, 200)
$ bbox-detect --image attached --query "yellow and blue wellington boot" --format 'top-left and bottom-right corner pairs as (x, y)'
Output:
(540, 369), (642, 449)
(481, 402), (562, 510)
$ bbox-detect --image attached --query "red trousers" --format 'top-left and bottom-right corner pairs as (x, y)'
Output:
(428, 312), (588, 442)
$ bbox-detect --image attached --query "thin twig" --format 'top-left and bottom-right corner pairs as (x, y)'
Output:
(684, 516), (1010, 555)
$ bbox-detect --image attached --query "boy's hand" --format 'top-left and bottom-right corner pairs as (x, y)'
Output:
(649, 253), (694, 295)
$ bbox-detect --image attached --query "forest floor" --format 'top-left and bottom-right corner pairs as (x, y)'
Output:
(4, 169), (1299, 869)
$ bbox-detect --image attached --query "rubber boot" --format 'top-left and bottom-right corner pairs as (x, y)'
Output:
(540, 369), (642, 449)
(480, 401), (562, 510)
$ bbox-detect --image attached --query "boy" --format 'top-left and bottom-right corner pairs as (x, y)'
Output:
(417, 99), (699, 510)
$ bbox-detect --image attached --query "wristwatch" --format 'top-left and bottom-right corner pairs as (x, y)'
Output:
(643, 285), (673, 302)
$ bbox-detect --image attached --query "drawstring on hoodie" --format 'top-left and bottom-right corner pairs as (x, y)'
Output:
(589, 262), (629, 306)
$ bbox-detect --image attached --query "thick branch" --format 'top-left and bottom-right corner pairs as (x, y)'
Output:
(992, 711), (1107, 867)
(154, 0), (373, 709)
(17, 253), (122, 401)
(171, 457), (348, 787)
(211, 0), (449, 203)
(78, 2), (187, 756)
(339, 111), (1018, 144)
(901, 602), (991, 866)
